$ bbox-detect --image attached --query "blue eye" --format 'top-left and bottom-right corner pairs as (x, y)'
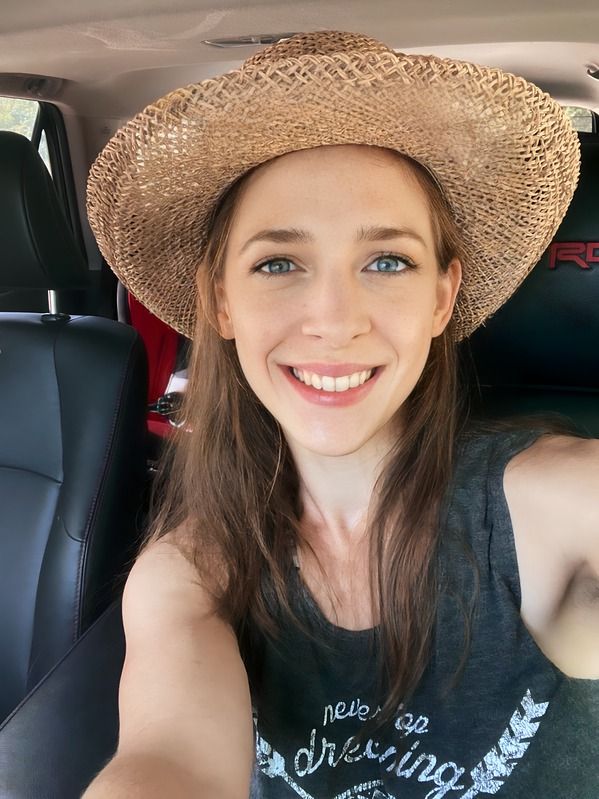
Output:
(257, 259), (295, 275)
(366, 254), (414, 273)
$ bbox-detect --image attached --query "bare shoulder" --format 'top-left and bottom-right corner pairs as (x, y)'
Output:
(504, 433), (599, 570)
(124, 532), (212, 625)
(504, 433), (599, 678)
(506, 431), (599, 473)
(130, 520), (224, 612)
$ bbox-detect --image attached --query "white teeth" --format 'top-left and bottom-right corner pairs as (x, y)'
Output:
(290, 367), (374, 392)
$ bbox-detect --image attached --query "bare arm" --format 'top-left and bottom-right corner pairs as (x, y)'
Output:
(82, 536), (254, 798)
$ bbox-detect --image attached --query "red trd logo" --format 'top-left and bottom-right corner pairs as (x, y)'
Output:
(549, 242), (599, 270)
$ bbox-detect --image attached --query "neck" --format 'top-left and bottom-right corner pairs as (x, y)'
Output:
(286, 428), (395, 560)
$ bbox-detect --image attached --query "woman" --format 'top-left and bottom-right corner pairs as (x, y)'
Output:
(83, 31), (598, 799)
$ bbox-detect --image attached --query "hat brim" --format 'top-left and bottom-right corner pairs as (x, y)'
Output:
(86, 49), (580, 341)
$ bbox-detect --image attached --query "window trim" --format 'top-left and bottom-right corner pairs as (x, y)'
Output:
(36, 101), (87, 260)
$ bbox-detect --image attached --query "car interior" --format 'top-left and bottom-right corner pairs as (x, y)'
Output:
(0, 1), (598, 796)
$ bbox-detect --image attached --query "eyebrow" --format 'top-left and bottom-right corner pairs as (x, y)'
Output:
(357, 225), (427, 249)
(239, 227), (312, 254)
(238, 224), (428, 254)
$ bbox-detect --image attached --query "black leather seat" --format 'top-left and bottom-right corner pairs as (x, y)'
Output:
(0, 131), (89, 314)
(0, 131), (149, 725)
(0, 600), (125, 798)
(465, 131), (599, 437)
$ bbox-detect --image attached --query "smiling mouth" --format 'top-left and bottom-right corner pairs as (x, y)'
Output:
(289, 366), (378, 392)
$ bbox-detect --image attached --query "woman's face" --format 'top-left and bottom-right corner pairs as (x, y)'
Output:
(215, 145), (461, 457)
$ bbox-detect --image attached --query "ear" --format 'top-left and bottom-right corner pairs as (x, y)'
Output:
(195, 265), (235, 339)
(432, 257), (462, 337)
(214, 280), (235, 340)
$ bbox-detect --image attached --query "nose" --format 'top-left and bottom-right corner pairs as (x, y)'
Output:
(300, 268), (371, 346)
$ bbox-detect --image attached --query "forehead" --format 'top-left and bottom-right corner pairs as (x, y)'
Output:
(230, 145), (434, 240)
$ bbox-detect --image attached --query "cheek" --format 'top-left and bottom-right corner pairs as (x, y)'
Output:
(227, 278), (302, 337)
(227, 279), (292, 327)
(228, 298), (289, 379)
(381, 287), (438, 341)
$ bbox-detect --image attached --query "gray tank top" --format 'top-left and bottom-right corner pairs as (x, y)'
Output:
(247, 429), (599, 798)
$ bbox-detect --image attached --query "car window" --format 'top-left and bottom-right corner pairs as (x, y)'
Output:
(0, 95), (51, 173)
(563, 105), (595, 133)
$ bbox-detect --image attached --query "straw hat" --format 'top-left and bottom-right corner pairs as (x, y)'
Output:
(86, 30), (580, 341)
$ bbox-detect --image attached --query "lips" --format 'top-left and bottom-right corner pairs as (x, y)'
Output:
(290, 366), (376, 392)
(279, 363), (382, 407)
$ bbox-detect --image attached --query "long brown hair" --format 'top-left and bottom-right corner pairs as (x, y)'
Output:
(139, 147), (469, 740)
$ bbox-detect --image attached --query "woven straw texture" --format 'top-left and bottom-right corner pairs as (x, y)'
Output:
(86, 30), (581, 341)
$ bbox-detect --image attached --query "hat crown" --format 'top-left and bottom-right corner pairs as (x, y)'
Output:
(242, 30), (393, 70)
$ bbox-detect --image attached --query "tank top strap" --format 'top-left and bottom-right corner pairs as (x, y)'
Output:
(486, 428), (547, 605)
(441, 425), (547, 606)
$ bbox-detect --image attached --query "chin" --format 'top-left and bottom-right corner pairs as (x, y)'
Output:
(305, 440), (371, 458)
(286, 423), (397, 459)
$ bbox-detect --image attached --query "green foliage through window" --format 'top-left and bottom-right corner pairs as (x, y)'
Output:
(0, 96), (51, 174)
(0, 96), (38, 137)
(563, 106), (594, 133)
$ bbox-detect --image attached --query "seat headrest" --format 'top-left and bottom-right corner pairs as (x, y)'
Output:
(467, 131), (599, 392)
(0, 131), (89, 290)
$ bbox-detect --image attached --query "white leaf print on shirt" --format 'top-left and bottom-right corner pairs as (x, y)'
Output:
(459, 690), (549, 798)
(256, 733), (315, 799)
